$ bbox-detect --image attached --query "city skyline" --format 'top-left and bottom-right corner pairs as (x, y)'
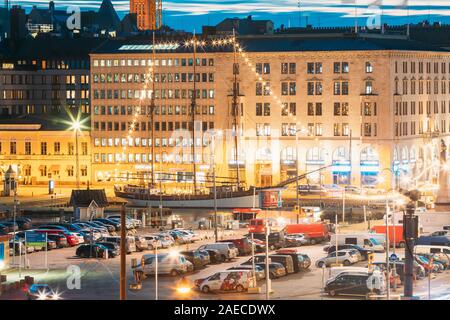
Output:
(9, 0), (450, 31)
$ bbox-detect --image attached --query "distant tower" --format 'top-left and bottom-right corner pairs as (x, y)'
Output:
(130, 0), (162, 30)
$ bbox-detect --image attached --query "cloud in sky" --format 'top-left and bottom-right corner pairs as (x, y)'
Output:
(12, 0), (450, 30)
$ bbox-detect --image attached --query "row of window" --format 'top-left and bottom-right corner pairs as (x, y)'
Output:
(1, 89), (89, 100)
(395, 78), (450, 95)
(93, 121), (214, 132)
(33, 165), (88, 178)
(0, 142), (88, 156)
(255, 81), (358, 96)
(94, 152), (207, 164)
(255, 123), (377, 137)
(0, 74), (89, 86)
(92, 58), (215, 68)
(394, 100), (450, 116)
(94, 136), (215, 148)
(394, 120), (448, 136)
(93, 104), (215, 116)
(93, 88), (215, 100)
(93, 72), (214, 84)
(255, 102), (354, 117)
(395, 61), (450, 75)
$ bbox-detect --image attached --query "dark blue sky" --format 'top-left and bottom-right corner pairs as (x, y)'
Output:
(13, 1), (450, 31)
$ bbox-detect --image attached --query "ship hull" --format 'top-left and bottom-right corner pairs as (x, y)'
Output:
(115, 190), (258, 208)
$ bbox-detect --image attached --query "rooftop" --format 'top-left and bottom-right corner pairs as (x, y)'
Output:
(92, 33), (449, 55)
(69, 189), (109, 208)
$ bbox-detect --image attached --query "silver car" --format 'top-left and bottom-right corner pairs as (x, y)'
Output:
(315, 250), (359, 268)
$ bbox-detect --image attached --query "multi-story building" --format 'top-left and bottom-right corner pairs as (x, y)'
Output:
(0, 37), (105, 186)
(89, 33), (450, 191)
(130, 0), (160, 31)
(0, 119), (91, 186)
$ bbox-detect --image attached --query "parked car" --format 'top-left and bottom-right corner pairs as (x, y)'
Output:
(324, 271), (386, 298)
(46, 234), (68, 248)
(285, 233), (308, 247)
(34, 229), (79, 246)
(0, 221), (18, 232)
(180, 250), (204, 269)
(90, 221), (115, 233)
(430, 230), (450, 237)
(93, 218), (121, 231)
(135, 253), (192, 276)
(344, 185), (361, 194)
(94, 242), (119, 256)
(198, 243), (238, 261)
(6, 218), (32, 230)
(204, 249), (223, 264)
(134, 236), (149, 251)
(255, 262), (286, 279)
(227, 265), (265, 281)
(198, 250), (211, 266)
(76, 244), (115, 258)
(194, 270), (255, 293)
(141, 235), (162, 249)
(247, 238), (266, 253)
(324, 244), (373, 261)
(218, 238), (252, 255)
(98, 236), (137, 254)
(315, 250), (359, 268)
(275, 249), (311, 271)
(250, 231), (286, 250)
(243, 254), (295, 274)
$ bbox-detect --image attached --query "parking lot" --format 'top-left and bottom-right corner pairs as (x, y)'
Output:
(2, 223), (449, 300)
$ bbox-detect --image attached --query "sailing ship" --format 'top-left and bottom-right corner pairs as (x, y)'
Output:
(114, 33), (263, 208)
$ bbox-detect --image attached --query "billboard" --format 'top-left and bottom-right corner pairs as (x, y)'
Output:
(26, 232), (47, 248)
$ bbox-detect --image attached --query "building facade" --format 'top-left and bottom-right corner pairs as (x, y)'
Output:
(88, 34), (450, 192)
(130, 0), (160, 31)
(0, 38), (103, 186)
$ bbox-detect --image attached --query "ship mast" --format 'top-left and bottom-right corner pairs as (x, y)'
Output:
(150, 32), (156, 187)
(232, 30), (241, 190)
(191, 33), (198, 194)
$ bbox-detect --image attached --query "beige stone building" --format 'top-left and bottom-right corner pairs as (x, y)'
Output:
(90, 34), (450, 191)
(0, 121), (91, 187)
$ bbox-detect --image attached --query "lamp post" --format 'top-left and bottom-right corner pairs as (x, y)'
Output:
(210, 130), (222, 243)
(379, 167), (394, 300)
(70, 120), (81, 190)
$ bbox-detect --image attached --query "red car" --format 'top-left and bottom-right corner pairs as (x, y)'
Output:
(35, 229), (79, 246)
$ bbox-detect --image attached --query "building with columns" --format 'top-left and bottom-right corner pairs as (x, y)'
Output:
(89, 33), (450, 192)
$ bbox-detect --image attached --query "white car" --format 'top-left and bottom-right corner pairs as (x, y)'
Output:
(73, 232), (87, 243)
(285, 233), (308, 246)
(315, 250), (360, 268)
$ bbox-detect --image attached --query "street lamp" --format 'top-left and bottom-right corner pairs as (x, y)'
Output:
(70, 119), (81, 190)
(210, 130), (223, 242)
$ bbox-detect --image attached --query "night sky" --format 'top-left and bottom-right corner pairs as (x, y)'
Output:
(12, 0), (450, 31)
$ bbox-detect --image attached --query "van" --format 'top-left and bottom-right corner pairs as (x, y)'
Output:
(243, 254), (295, 274)
(198, 243), (238, 261)
(330, 233), (384, 252)
(99, 236), (137, 254)
(414, 245), (450, 255)
(415, 236), (450, 247)
(329, 266), (369, 278)
(195, 270), (255, 293)
(324, 271), (386, 298)
(251, 231), (286, 249)
(218, 238), (251, 255)
(137, 253), (192, 276)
